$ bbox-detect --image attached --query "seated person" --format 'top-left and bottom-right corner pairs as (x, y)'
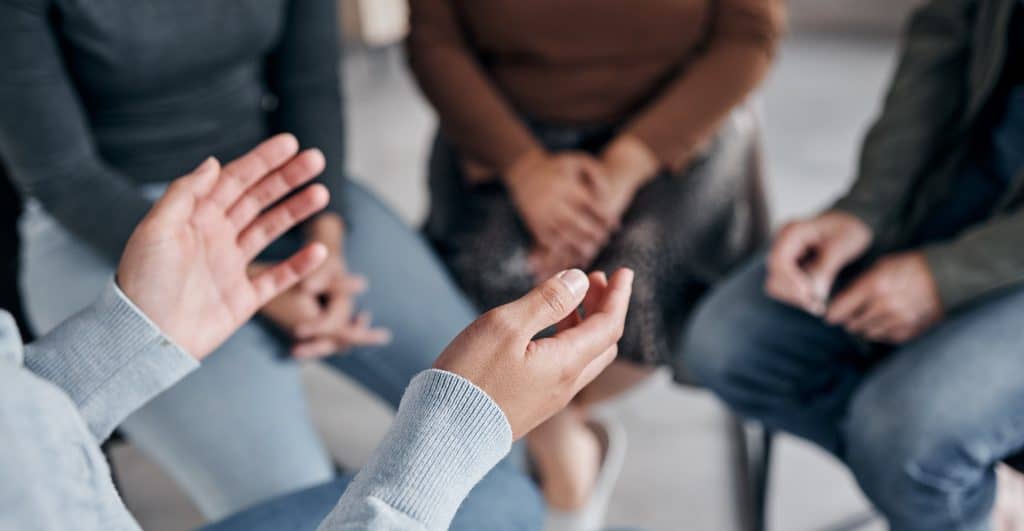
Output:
(684, 0), (1024, 529)
(0, 138), (634, 531)
(407, 0), (785, 518)
(0, 0), (520, 520)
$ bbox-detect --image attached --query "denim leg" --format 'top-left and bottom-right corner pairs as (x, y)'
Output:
(843, 287), (1024, 531)
(323, 180), (478, 407)
(680, 257), (868, 453)
(200, 458), (544, 531)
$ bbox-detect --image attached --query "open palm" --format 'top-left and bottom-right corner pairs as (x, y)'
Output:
(117, 134), (330, 359)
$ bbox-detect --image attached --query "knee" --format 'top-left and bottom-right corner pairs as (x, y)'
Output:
(454, 458), (544, 530)
(845, 387), (994, 526)
(677, 260), (773, 391)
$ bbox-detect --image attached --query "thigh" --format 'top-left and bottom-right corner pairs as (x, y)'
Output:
(681, 257), (869, 452)
(198, 457), (543, 531)
(199, 477), (352, 531)
(323, 180), (480, 407)
(848, 286), (1024, 468)
(19, 202), (112, 333)
(120, 321), (334, 519)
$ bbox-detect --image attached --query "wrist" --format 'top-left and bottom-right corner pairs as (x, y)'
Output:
(502, 148), (548, 191)
(822, 210), (874, 241)
(602, 135), (659, 191)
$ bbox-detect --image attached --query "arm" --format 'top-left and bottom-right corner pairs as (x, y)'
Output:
(266, 0), (348, 218)
(833, 0), (976, 239)
(319, 269), (634, 531)
(921, 204), (1024, 310)
(406, 0), (542, 174)
(26, 135), (334, 442)
(22, 281), (197, 443)
(620, 0), (786, 172)
(318, 370), (512, 531)
(0, 0), (154, 262)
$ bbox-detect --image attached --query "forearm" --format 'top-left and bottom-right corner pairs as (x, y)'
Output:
(0, 0), (153, 263)
(318, 369), (512, 531)
(623, 0), (784, 171)
(406, 0), (541, 173)
(920, 207), (1024, 310)
(268, 0), (348, 216)
(23, 280), (197, 442)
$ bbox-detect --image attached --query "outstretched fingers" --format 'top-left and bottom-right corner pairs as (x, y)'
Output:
(237, 184), (330, 260)
(226, 148), (326, 230)
(150, 157), (221, 223)
(207, 134), (300, 209)
(251, 243), (329, 306)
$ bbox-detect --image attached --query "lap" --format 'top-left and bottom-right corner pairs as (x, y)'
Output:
(848, 286), (1024, 462)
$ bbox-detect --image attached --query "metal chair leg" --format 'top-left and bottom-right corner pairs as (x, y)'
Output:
(731, 416), (773, 531)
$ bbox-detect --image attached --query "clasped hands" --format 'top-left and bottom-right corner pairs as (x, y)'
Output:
(765, 210), (944, 344)
(503, 136), (659, 279)
(116, 133), (634, 439)
(255, 212), (391, 360)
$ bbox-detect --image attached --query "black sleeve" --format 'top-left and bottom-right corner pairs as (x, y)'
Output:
(266, 0), (349, 218)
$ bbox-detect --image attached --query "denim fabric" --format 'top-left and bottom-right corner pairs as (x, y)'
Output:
(17, 179), (533, 519)
(683, 259), (1024, 531)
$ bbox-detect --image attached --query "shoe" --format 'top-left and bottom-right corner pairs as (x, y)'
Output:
(543, 416), (627, 531)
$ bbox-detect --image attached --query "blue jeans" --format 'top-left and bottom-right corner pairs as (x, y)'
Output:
(682, 258), (1024, 531)
(0, 360), (544, 531)
(19, 180), (537, 520)
(199, 459), (543, 531)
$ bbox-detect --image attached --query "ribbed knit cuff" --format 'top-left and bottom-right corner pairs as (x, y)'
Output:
(324, 369), (512, 530)
(23, 279), (198, 441)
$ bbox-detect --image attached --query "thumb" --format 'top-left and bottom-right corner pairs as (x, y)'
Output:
(804, 241), (850, 303)
(508, 269), (589, 337)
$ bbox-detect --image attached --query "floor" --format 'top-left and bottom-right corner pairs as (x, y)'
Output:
(118, 30), (899, 531)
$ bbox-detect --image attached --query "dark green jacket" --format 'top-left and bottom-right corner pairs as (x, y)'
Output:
(833, 0), (1024, 310)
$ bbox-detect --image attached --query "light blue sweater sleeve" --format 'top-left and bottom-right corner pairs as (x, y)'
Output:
(22, 279), (198, 442)
(317, 369), (514, 531)
(5, 280), (513, 531)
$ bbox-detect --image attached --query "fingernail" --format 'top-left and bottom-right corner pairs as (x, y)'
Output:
(557, 269), (588, 297)
(195, 156), (217, 174)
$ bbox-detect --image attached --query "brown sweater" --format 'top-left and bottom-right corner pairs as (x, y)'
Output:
(407, 0), (786, 173)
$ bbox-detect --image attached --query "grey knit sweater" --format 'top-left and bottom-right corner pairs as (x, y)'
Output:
(0, 0), (349, 262)
(0, 281), (512, 530)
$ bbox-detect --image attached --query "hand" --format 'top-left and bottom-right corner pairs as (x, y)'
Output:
(434, 268), (634, 439)
(274, 213), (391, 359)
(825, 251), (943, 344)
(527, 137), (658, 279)
(765, 210), (873, 315)
(505, 150), (615, 268)
(117, 134), (330, 359)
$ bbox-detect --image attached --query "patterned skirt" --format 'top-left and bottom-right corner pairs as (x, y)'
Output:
(424, 112), (770, 366)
